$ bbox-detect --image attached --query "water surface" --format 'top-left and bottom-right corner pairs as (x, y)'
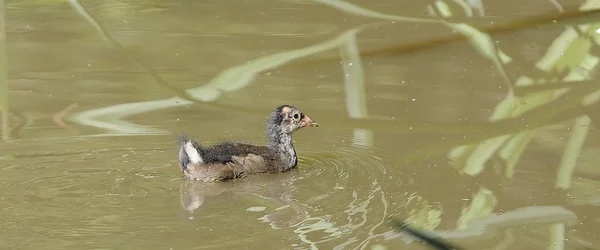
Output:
(1, 0), (599, 249)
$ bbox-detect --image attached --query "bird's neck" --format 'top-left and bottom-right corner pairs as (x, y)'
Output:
(268, 132), (297, 170)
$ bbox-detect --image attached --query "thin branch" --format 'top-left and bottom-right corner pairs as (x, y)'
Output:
(294, 8), (600, 67)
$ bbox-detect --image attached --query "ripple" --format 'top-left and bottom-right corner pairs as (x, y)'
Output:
(295, 128), (390, 180)
(296, 141), (385, 182)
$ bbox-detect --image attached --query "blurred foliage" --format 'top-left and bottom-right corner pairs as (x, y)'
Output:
(404, 194), (443, 230)
(456, 188), (496, 230)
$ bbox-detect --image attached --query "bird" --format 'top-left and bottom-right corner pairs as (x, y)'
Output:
(177, 104), (319, 182)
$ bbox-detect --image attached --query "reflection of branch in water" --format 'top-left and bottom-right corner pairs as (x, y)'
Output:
(70, 0), (383, 124)
(69, 0), (396, 134)
(69, 96), (192, 136)
(339, 25), (373, 148)
(340, 30), (367, 120)
(0, 0), (9, 141)
(184, 22), (381, 102)
(67, 19), (385, 134)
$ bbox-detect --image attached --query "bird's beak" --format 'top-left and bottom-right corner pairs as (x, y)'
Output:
(301, 115), (319, 127)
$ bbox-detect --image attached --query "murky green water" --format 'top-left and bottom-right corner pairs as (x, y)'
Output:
(1, 0), (599, 249)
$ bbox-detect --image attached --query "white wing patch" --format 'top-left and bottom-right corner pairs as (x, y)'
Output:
(184, 141), (203, 164)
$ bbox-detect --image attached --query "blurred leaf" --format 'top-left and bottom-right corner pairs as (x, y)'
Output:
(499, 130), (537, 178)
(456, 187), (497, 230)
(405, 194), (443, 230)
(580, 0), (600, 11)
(556, 115), (592, 189)
(451, 19), (600, 176)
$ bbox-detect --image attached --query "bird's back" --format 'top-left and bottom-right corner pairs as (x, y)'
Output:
(178, 138), (281, 181)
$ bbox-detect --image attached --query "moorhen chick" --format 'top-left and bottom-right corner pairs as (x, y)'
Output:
(177, 105), (319, 182)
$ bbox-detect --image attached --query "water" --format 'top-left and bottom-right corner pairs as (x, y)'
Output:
(1, 0), (599, 249)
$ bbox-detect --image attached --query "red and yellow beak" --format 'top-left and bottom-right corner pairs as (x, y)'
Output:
(301, 115), (319, 128)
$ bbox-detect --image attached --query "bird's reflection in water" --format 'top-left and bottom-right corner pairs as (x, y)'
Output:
(179, 170), (308, 228)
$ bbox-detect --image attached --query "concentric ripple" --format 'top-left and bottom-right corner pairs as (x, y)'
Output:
(295, 127), (388, 180)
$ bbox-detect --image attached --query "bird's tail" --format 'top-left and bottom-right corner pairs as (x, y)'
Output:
(177, 134), (204, 170)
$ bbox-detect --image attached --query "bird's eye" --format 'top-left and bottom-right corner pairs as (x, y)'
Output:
(293, 113), (299, 119)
